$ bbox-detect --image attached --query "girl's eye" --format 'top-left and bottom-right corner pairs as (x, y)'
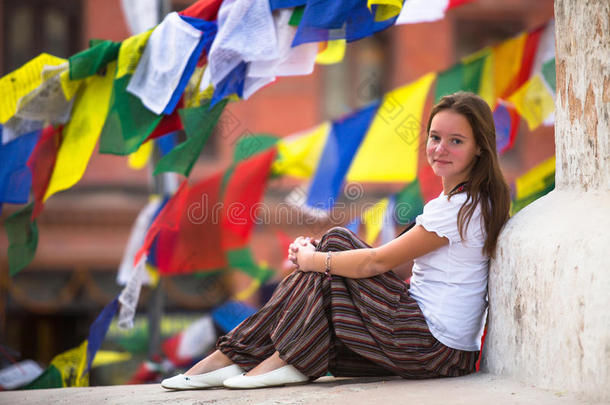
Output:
(429, 135), (440, 141)
(451, 138), (463, 144)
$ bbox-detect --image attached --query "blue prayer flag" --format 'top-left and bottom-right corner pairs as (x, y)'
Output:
(164, 18), (218, 114)
(210, 62), (247, 107)
(494, 104), (512, 153)
(270, 0), (306, 11)
(346, 217), (361, 234)
(344, 5), (397, 43)
(305, 101), (380, 210)
(84, 297), (119, 376)
(155, 132), (178, 156)
(292, 1), (397, 46)
(211, 300), (257, 333)
(0, 129), (41, 205)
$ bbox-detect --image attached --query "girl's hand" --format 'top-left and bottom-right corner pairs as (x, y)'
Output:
(288, 236), (316, 270)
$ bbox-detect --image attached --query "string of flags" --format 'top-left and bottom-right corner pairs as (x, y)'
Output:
(14, 298), (257, 389)
(2, 14), (557, 343)
(1, 2), (556, 277)
(0, 0), (557, 388)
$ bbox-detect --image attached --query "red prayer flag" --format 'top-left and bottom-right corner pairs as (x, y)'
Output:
(145, 99), (184, 142)
(155, 172), (228, 274)
(151, 227), (180, 273)
(476, 326), (487, 372)
(275, 229), (292, 255)
(448, 0), (476, 9)
(134, 180), (190, 265)
(418, 164), (443, 203)
(161, 333), (189, 367)
(136, 148), (276, 274)
(221, 148), (277, 251)
(502, 27), (543, 99)
(514, 26), (543, 88)
(26, 125), (62, 220)
(179, 0), (223, 20)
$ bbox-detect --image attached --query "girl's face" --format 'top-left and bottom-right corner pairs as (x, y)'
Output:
(426, 110), (480, 188)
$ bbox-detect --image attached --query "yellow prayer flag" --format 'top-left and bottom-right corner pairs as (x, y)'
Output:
(347, 72), (436, 183)
(196, 83), (238, 105)
(272, 122), (331, 179)
(368, 0), (403, 22)
(508, 74), (555, 131)
(362, 198), (389, 245)
(91, 350), (132, 368)
(315, 40), (347, 65)
(461, 46), (491, 66)
(491, 33), (527, 101)
(478, 50), (495, 107)
(127, 140), (153, 170)
(515, 156), (556, 200)
(196, 84), (214, 105)
(145, 263), (160, 287)
(116, 29), (153, 79)
(50, 340), (89, 387)
(184, 66), (206, 108)
(234, 278), (262, 301)
(44, 62), (117, 202)
(197, 84), (215, 106)
(0, 53), (66, 123)
(59, 70), (84, 101)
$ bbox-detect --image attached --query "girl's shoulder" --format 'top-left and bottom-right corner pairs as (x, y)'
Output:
(426, 192), (468, 210)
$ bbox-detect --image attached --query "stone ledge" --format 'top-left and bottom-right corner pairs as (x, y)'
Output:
(0, 373), (599, 405)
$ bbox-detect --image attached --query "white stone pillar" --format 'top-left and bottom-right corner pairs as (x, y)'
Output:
(482, 0), (610, 401)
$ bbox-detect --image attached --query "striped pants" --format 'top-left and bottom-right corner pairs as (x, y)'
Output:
(217, 227), (477, 379)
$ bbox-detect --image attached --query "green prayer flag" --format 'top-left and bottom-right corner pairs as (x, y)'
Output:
(289, 6), (305, 26)
(541, 58), (556, 93)
(153, 100), (228, 177)
(98, 75), (163, 156)
(434, 51), (487, 102)
(394, 180), (424, 225)
(5, 202), (38, 276)
(193, 269), (225, 279)
(88, 39), (106, 48)
(233, 134), (279, 163)
(227, 248), (274, 283)
(21, 365), (63, 390)
(221, 135), (279, 192)
(117, 328), (149, 354)
(511, 172), (555, 214)
(69, 40), (121, 80)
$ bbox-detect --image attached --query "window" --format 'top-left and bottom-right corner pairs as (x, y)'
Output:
(2, 0), (82, 75)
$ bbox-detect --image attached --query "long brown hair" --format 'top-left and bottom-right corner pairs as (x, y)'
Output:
(426, 92), (511, 258)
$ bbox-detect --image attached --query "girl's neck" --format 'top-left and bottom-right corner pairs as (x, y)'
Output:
(442, 177), (469, 195)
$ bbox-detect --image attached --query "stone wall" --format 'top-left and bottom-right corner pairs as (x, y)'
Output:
(482, 1), (610, 401)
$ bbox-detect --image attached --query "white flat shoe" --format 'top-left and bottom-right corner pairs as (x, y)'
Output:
(161, 364), (244, 390)
(222, 365), (309, 389)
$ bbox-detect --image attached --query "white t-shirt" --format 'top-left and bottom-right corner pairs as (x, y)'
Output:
(409, 192), (488, 352)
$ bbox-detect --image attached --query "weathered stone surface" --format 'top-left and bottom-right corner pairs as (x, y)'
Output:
(483, 190), (610, 401)
(0, 374), (599, 405)
(484, 1), (610, 402)
(554, 0), (609, 191)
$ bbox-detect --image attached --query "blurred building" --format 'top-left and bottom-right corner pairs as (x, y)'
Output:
(0, 0), (554, 376)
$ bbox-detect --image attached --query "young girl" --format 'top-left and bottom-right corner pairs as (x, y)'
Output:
(162, 91), (511, 390)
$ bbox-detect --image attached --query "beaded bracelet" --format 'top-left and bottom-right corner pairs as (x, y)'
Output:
(324, 252), (332, 280)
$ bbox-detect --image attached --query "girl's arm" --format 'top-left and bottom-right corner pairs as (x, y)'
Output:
(293, 225), (448, 279)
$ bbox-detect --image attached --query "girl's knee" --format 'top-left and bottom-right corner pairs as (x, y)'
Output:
(317, 227), (348, 249)
(324, 226), (350, 237)
(317, 226), (361, 252)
